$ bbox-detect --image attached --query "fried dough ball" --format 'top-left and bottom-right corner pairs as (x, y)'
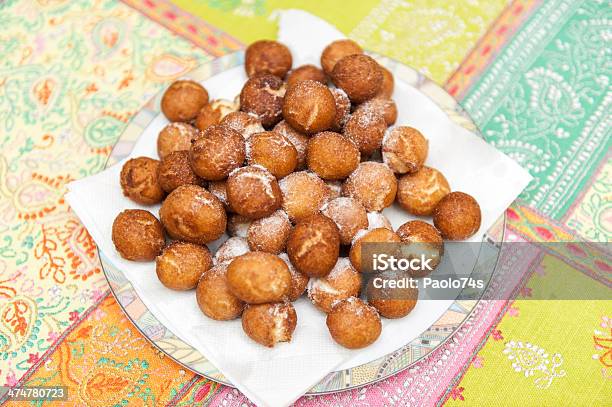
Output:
(227, 214), (252, 238)
(242, 302), (297, 347)
(343, 107), (386, 156)
(321, 39), (363, 76)
(247, 210), (292, 254)
(433, 192), (481, 240)
(156, 241), (212, 290)
(349, 227), (401, 272)
(189, 125), (246, 181)
(214, 237), (250, 265)
(366, 270), (418, 318)
(342, 162), (397, 211)
(396, 220), (444, 277)
(278, 253), (309, 301)
(326, 297), (381, 349)
(376, 65), (394, 98)
(396, 166), (450, 215)
(157, 122), (199, 160)
(161, 80), (209, 122)
(120, 157), (165, 205)
(367, 211), (393, 231)
(283, 80), (336, 134)
(286, 214), (340, 277)
(286, 64), (326, 88)
(221, 111), (265, 139)
(247, 131), (297, 178)
(227, 165), (282, 219)
(245, 40), (292, 78)
(321, 197), (368, 245)
(306, 131), (360, 180)
(382, 126), (428, 174)
(331, 54), (382, 103)
(208, 180), (230, 211)
(112, 209), (164, 261)
(194, 99), (239, 131)
(240, 73), (285, 128)
(158, 151), (203, 193)
(330, 88), (351, 132)
(159, 185), (226, 244)
(279, 171), (330, 222)
(227, 252), (291, 304)
(356, 97), (398, 126)
(273, 120), (309, 169)
(196, 264), (245, 320)
(308, 258), (361, 313)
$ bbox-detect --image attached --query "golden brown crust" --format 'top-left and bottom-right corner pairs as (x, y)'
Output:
(161, 80), (209, 122)
(241, 302), (297, 347)
(279, 171), (330, 222)
(396, 220), (444, 277)
(157, 151), (203, 193)
(196, 264), (245, 320)
(247, 210), (292, 254)
(273, 120), (309, 169)
(278, 253), (309, 301)
(342, 162), (397, 211)
(226, 165), (282, 219)
(396, 166), (450, 216)
(194, 99), (238, 131)
(433, 191), (481, 240)
(282, 80), (336, 134)
(157, 122), (199, 160)
(208, 180), (231, 212)
(221, 111), (265, 139)
(247, 131), (298, 178)
(330, 88), (351, 132)
(189, 125), (246, 181)
(321, 39), (363, 76)
(349, 227), (401, 272)
(331, 54), (382, 103)
(286, 64), (327, 88)
(306, 131), (360, 180)
(112, 209), (165, 261)
(120, 157), (165, 205)
(286, 214), (340, 277)
(382, 126), (428, 174)
(326, 297), (381, 349)
(376, 65), (394, 98)
(320, 197), (368, 245)
(240, 74), (285, 128)
(227, 252), (291, 303)
(159, 185), (227, 244)
(245, 40), (293, 78)
(156, 241), (212, 290)
(308, 258), (361, 313)
(367, 271), (418, 318)
(357, 97), (398, 126)
(343, 107), (386, 156)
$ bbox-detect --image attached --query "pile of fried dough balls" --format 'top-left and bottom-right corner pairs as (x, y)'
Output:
(112, 39), (481, 349)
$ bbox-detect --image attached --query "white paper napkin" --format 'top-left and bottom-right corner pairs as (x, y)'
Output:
(66, 10), (532, 407)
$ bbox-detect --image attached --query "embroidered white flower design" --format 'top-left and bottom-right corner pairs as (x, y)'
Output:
(503, 340), (566, 389)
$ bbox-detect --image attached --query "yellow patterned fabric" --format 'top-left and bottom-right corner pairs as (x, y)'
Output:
(172, 0), (508, 83)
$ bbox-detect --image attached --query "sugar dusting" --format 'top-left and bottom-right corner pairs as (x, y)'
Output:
(214, 237), (249, 264)
(367, 211), (392, 230)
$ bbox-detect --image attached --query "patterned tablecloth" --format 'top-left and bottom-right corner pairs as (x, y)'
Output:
(0, 0), (609, 405)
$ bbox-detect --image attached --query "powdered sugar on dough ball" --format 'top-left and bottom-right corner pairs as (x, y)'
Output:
(273, 120), (309, 170)
(214, 237), (250, 264)
(279, 253), (310, 301)
(367, 211), (393, 230)
(321, 197), (368, 245)
(307, 257), (361, 313)
(247, 210), (292, 254)
(342, 162), (397, 211)
(280, 171), (331, 223)
(221, 111), (265, 139)
(227, 214), (252, 237)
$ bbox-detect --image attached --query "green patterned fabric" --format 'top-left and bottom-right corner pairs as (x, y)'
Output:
(462, 0), (611, 221)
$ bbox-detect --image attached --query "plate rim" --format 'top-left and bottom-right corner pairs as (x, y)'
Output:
(100, 50), (505, 394)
